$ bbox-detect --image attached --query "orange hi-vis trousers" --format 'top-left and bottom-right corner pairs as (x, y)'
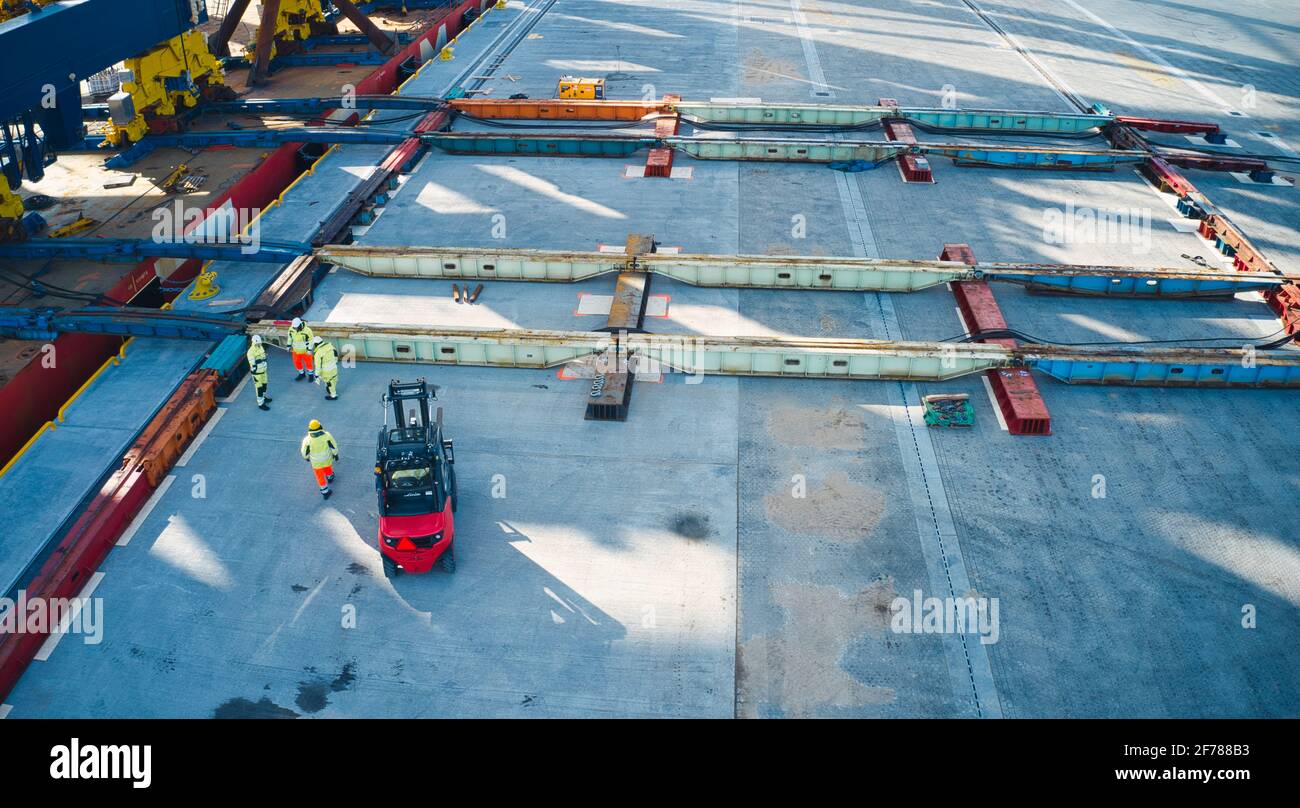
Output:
(293, 351), (315, 373)
(313, 465), (334, 488)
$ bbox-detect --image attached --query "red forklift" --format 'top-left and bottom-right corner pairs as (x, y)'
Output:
(374, 378), (458, 576)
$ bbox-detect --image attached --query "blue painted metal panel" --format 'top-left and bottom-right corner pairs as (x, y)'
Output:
(939, 147), (1144, 169)
(425, 133), (651, 157)
(901, 109), (1111, 135)
(200, 333), (250, 376)
(1015, 275), (1274, 297)
(1031, 357), (1300, 386)
(273, 50), (388, 67)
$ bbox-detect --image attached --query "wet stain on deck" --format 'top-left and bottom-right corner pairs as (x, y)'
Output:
(671, 513), (713, 540)
(214, 697), (298, 719)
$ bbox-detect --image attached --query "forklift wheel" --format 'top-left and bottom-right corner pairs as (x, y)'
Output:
(441, 546), (456, 573)
(382, 554), (400, 578)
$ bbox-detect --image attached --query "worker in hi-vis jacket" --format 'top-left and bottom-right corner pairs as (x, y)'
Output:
(246, 335), (272, 411)
(287, 317), (316, 382)
(311, 336), (340, 400)
(301, 419), (339, 499)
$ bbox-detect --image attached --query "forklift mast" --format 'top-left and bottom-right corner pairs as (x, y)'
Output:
(383, 377), (436, 441)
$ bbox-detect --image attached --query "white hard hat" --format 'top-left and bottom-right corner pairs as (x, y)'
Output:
(291, 317), (303, 328)
(251, 334), (263, 345)
(311, 336), (323, 346)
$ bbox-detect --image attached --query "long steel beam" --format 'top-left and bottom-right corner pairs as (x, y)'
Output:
(673, 102), (1113, 134)
(245, 322), (1300, 387)
(103, 126), (414, 167)
(0, 238), (308, 264)
(247, 323), (1014, 380)
(99, 128), (1145, 171)
(420, 132), (1148, 168)
(447, 99), (1117, 135)
(665, 136), (1146, 168)
(318, 246), (1293, 297)
(202, 95), (444, 116)
(423, 131), (653, 157)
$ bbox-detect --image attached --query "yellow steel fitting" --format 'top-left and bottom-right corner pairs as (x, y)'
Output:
(0, 184), (24, 222)
(189, 270), (221, 301)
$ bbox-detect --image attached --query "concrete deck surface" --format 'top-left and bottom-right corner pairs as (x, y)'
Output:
(4, 0), (1297, 718)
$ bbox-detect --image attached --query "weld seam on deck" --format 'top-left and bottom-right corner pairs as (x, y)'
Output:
(789, 0), (831, 97)
(836, 169), (1002, 717)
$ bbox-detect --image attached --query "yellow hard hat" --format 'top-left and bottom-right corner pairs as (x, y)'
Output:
(308, 419), (322, 430)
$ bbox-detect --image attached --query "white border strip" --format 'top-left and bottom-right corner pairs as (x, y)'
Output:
(117, 475), (176, 548)
(177, 408), (226, 467)
(34, 571), (105, 662)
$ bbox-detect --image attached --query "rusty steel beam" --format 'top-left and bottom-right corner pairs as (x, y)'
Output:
(448, 98), (665, 121)
(249, 0), (282, 85)
(208, 0), (253, 58)
(331, 0), (397, 55)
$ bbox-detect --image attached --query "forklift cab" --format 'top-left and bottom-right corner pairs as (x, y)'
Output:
(375, 378), (458, 575)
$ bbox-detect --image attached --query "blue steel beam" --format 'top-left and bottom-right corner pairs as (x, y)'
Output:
(271, 50), (389, 67)
(0, 238), (309, 263)
(1001, 274), (1278, 297)
(898, 108), (1110, 134)
(200, 95), (446, 116)
(0, 307), (245, 341)
(424, 132), (653, 157)
(299, 31), (415, 48)
(1026, 348), (1300, 387)
(933, 144), (1144, 170)
(103, 126), (414, 167)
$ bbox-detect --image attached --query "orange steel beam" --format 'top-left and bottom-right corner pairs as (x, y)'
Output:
(448, 98), (665, 121)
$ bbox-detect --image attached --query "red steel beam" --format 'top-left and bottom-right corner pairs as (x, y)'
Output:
(944, 243), (1051, 436)
(1162, 153), (1270, 173)
(1139, 155), (1197, 197)
(1114, 115), (1219, 135)
(881, 100), (933, 183)
(1113, 121), (1297, 342)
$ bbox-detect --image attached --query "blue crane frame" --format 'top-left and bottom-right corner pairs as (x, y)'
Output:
(0, 0), (205, 151)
